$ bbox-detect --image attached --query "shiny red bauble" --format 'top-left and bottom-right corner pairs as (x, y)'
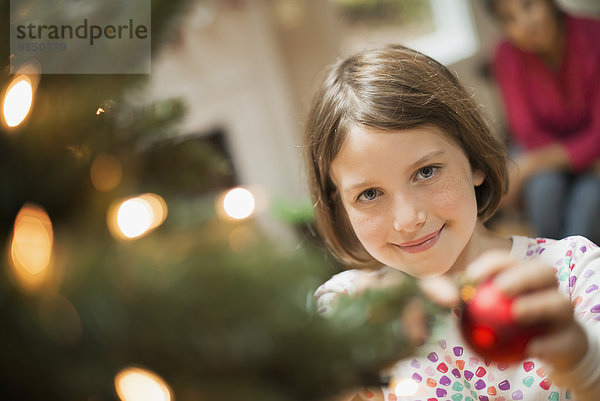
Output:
(459, 279), (547, 363)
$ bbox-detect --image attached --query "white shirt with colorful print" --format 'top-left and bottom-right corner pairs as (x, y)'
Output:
(315, 235), (600, 401)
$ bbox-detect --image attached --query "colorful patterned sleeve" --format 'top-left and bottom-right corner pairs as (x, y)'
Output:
(314, 267), (408, 316)
(550, 236), (600, 400)
(314, 269), (366, 316)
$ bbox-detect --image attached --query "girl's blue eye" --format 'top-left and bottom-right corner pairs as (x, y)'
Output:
(417, 166), (439, 180)
(358, 188), (378, 202)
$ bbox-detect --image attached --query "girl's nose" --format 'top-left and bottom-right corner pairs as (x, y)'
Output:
(392, 196), (426, 232)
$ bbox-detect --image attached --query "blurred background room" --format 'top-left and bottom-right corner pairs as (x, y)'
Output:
(146, 0), (600, 241)
(1, 0), (599, 400)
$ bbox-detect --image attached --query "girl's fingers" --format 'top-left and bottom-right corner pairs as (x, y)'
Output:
(463, 251), (587, 373)
(465, 250), (557, 297)
(512, 288), (573, 325)
(526, 322), (588, 371)
(493, 261), (558, 296)
(419, 275), (460, 307)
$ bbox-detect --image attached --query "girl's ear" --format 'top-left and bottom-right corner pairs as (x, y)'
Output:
(472, 169), (485, 187)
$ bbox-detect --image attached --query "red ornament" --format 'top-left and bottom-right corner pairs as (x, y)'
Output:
(459, 279), (547, 363)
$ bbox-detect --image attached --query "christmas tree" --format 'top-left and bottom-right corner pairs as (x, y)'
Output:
(0, 1), (433, 400)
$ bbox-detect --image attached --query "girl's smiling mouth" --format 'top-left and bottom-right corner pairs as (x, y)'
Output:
(393, 225), (444, 253)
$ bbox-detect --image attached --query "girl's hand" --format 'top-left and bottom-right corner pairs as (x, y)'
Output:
(465, 251), (588, 371)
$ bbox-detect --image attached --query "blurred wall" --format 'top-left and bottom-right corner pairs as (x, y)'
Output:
(450, 0), (505, 139)
(148, 0), (339, 241)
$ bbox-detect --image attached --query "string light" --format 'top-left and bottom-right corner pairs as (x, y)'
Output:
(9, 204), (53, 290)
(220, 187), (255, 220)
(118, 198), (153, 238)
(107, 194), (168, 240)
(115, 367), (173, 401)
(2, 75), (33, 127)
(137, 193), (168, 229)
(391, 377), (419, 397)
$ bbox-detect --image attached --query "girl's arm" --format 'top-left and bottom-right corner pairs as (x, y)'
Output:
(545, 240), (600, 400)
(465, 246), (600, 400)
(316, 270), (387, 401)
(549, 327), (600, 401)
(315, 268), (428, 401)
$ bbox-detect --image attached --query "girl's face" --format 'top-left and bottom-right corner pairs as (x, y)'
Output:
(494, 0), (560, 55)
(330, 125), (484, 279)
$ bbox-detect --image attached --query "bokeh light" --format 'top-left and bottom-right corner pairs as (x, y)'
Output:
(138, 193), (168, 229)
(107, 194), (168, 240)
(222, 187), (255, 220)
(90, 153), (123, 191)
(118, 198), (153, 238)
(115, 367), (173, 401)
(9, 204), (53, 290)
(392, 377), (419, 397)
(3, 75), (33, 127)
(460, 284), (477, 303)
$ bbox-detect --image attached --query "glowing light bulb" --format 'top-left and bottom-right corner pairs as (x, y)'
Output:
(393, 378), (419, 397)
(3, 76), (33, 127)
(115, 367), (172, 401)
(96, 107), (104, 115)
(222, 187), (255, 220)
(138, 193), (168, 229)
(107, 194), (168, 240)
(9, 204), (53, 290)
(117, 198), (153, 239)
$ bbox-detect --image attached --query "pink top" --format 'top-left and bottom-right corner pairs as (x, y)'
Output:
(493, 15), (600, 172)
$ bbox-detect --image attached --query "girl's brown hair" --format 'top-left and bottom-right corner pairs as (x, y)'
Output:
(303, 44), (508, 269)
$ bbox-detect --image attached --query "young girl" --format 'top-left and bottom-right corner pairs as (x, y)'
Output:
(305, 45), (600, 401)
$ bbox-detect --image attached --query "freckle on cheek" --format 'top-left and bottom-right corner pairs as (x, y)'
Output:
(431, 176), (475, 214)
(433, 181), (460, 206)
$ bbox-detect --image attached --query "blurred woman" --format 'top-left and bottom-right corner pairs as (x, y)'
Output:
(488, 0), (600, 243)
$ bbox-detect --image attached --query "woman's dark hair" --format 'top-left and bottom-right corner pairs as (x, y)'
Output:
(484, 0), (561, 18)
